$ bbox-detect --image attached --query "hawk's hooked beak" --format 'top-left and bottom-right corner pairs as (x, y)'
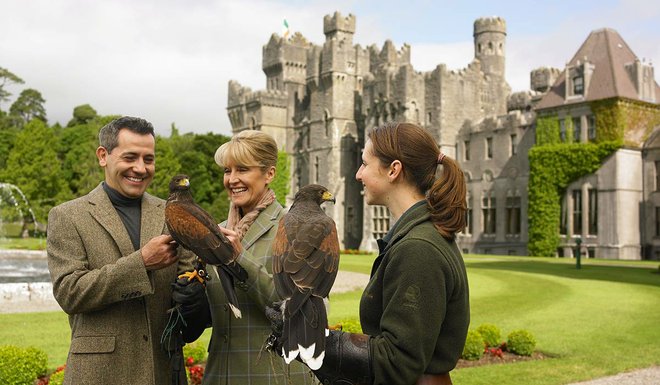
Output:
(322, 191), (336, 204)
(178, 178), (190, 187)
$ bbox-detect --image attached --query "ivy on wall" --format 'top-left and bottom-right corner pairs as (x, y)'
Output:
(529, 98), (659, 256)
(535, 115), (560, 145)
(527, 141), (621, 257)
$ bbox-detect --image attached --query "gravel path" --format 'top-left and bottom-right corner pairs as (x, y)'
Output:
(0, 270), (369, 314)
(566, 367), (660, 385)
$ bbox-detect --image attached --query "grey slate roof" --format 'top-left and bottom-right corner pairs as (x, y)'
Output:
(536, 28), (660, 110)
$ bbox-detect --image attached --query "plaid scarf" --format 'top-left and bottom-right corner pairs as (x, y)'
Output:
(226, 188), (276, 240)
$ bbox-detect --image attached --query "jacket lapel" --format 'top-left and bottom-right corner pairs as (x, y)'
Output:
(87, 184), (136, 257)
(241, 202), (283, 250)
(140, 192), (165, 248)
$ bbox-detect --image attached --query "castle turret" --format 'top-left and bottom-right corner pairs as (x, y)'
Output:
(473, 17), (506, 77)
(323, 12), (356, 44)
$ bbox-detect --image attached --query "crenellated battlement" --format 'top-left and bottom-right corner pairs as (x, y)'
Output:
(474, 16), (507, 36)
(323, 11), (356, 35)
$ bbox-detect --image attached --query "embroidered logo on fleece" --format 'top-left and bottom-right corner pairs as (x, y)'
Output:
(402, 284), (421, 310)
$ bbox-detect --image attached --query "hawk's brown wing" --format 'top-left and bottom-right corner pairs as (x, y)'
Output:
(165, 202), (239, 271)
(273, 212), (339, 299)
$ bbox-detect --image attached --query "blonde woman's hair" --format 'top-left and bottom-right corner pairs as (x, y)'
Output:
(214, 130), (278, 169)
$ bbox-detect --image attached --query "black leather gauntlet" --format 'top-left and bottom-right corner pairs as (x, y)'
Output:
(171, 276), (211, 343)
(312, 330), (373, 385)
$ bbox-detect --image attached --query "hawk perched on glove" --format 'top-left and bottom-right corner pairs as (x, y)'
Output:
(272, 184), (340, 370)
(165, 174), (247, 318)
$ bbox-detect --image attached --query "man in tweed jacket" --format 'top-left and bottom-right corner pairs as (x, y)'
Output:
(47, 116), (193, 385)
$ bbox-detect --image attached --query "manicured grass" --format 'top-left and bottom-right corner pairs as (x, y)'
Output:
(2, 253), (659, 385)
(0, 236), (46, 250)
(330, 254), (660, 385)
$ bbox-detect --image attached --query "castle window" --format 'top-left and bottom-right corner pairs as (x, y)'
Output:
(465, 194), (473, 235)
(324, 111), (330, 137)
(655, 161), (660, 191)
(573, 75), (584, 95)
(656, 206), (660, 237)
(464, 140), (470, 161)
(478, 43), (482, 53)
(587, 115), (596, 140)
(560, 196), (567, 235)
(572, 189), (582, 235)
(559, 119), (566, 142)
(573, 117), (581, 142)
(486, 137), (493, 159)
(427, 112), (432, 125)
(588, 188), (598, 235)
(506, 195), (521, 235)
(314, 156), (319, 183)
(372, 206), (391, 240)
(510, 134), (517, 156)
(482, 193), (496, 235)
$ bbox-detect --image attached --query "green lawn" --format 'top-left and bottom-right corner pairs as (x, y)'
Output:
(1, 253), (659, 384)
(0, 236), (46, 250)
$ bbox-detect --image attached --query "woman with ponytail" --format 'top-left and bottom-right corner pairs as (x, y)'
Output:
(306, 122), (470, 385)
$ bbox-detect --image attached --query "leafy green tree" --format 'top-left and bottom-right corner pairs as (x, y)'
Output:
(272, 150), (290, 206)
(148, 135), (182, 199)
(67, 104), (98, 127)
(0, 119), (71, 222)
(9, 88), (47, 126)
(58, 120), (104, 196)
(170, 132), (230, 212)
(0, 67), (24, 110)
(0, 125), (18, 169)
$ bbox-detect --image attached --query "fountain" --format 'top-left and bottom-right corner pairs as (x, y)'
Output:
(0, 183), (57, 312)
(0, 182), (42, 238)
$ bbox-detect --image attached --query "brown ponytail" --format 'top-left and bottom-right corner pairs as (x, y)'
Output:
(427, 155), (467, 240)
(368, 122), (467, 240)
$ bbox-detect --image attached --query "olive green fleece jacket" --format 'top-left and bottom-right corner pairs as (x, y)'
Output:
(359, 202), (470, 385)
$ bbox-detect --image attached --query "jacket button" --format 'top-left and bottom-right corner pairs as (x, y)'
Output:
(143, 335), (148, 341)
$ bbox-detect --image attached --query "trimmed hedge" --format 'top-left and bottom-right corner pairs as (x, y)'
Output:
(507, 330), (537, 356)
(0, 345), (48, 385)
(476, 323), (501, 348)
(461, 330), (485, 361)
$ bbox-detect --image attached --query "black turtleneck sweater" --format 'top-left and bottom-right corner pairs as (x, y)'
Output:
(102, 182), (142, 251)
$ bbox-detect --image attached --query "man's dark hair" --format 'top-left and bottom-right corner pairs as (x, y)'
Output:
(99, 116), (155, 153)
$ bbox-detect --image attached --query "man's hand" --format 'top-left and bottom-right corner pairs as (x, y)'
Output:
(141, 234), (179, 270)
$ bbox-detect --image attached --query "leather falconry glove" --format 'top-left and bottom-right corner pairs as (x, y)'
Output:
(265, 302), (373, 385)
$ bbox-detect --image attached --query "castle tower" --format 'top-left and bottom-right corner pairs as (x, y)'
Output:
(323, 12), (355, 44)
(474, 17), (506, 77)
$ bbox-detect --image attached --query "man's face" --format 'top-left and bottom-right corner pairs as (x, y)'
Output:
(96, 128), (155, 198)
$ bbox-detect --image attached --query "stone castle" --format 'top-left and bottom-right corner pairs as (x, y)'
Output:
(227, 12), (660, 259)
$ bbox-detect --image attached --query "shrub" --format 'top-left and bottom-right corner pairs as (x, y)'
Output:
(461, 330), (484, 361)
(0, 345), (49, 385)
(476, 323), (501, 348)
(183, 341), (207, 366)
(337, 318), (362, 334)
(507, 329), (536, 356)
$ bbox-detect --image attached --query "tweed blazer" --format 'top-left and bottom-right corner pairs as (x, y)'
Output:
(47, 184), (194, 385)
(203, 201), (314, 385)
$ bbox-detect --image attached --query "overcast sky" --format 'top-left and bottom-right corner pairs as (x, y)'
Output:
(2, 0), (658, 136)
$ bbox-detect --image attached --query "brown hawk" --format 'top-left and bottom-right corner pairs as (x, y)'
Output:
(272, 184), (340, 370)
(165, 174), (247, 318)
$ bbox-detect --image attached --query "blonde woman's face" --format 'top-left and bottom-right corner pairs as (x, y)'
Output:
(355, 140), (389, 206)
(223, 161), (275, 213)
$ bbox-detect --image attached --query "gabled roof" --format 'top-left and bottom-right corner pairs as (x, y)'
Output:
(536, 28), (660, 110)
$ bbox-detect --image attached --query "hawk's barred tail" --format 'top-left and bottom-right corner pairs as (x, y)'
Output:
(282, 295), (328, 371)
(217, 265), (242, 318)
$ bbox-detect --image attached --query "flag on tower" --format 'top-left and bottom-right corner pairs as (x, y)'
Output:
(282, 19), (290, 40)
